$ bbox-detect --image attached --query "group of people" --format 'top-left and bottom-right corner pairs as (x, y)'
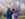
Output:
(4, 8), (20, 19)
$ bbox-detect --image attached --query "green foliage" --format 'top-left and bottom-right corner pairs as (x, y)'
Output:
(19, 14), (24, 16)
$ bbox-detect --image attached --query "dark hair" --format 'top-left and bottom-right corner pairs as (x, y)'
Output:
(13, 9), (15, 11)
(8, 8), (10, 11)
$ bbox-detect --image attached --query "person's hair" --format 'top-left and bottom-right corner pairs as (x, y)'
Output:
(13, 9), (15, 11)
(8, 8), (10, 11)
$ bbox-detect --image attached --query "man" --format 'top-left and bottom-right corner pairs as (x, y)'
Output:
(6, 8), (13, 19)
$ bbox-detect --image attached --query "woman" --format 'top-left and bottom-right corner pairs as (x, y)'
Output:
(14, 8), (20, 19)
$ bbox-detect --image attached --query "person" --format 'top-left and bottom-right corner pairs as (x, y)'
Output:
(12, 9), (15, 19)
(14, 8), (20, 19)
(6, 8), (13, 19)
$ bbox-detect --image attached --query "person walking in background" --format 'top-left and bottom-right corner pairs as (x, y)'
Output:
(12, 9), (15, 19)
(6, 8), (13, 19)
(14, 8), (20, 19)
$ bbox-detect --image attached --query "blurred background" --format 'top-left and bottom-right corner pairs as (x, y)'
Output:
(0, 0), (25, 19)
